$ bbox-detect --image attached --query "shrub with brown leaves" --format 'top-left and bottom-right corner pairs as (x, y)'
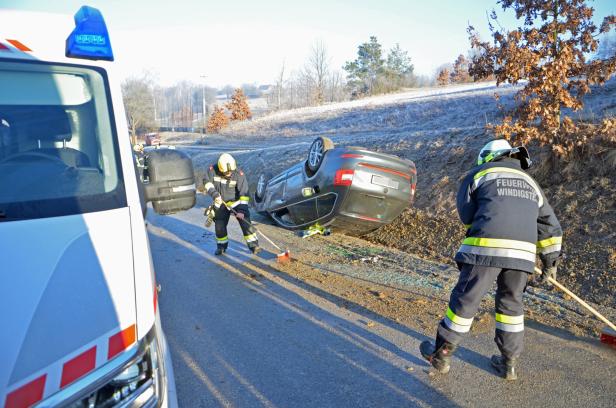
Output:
(226, 88), (252, 121)
(468, 0), (616, 157)
(450, 54), (472, 83)
(206, 105), (229, 133)
(437, 68), (450, 86)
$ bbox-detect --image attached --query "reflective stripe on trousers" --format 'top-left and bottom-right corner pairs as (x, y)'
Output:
(437, 264), (527, 358)
(495, 313), (524, 332)
(442, 307), (473, 333)
(244, 233), (258, 243)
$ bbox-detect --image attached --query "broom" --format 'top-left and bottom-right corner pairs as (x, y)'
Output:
(225, 203), (291, 263)
(533, 267), (616, 347)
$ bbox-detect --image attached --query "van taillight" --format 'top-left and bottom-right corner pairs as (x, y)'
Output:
(334, 169), (354, 186)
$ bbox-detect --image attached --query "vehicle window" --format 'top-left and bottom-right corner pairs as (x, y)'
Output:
(288, 198), (317, 225)
(317, 193), (336, 217)
(0, 61), (126, 221)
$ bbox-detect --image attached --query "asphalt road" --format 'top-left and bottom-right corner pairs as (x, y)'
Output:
(147, 197), (616, 408)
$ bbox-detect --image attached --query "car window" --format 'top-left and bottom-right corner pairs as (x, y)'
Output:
(288, 198), (317, 225)
(317, 193), (336, 217)
(0, 61), (126, 222)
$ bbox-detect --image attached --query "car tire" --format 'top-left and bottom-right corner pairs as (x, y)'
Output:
(307, 136), (334, 174)
(255, 173), (268, 202)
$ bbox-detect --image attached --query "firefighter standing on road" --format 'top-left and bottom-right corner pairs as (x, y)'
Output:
(419, 140), (562, 381)
(203, 153), (260, 255)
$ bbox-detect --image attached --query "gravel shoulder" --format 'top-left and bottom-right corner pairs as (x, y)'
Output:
(166, 80), (616, 339)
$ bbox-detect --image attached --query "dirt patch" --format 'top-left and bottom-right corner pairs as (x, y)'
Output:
(264, 231), (606, 340)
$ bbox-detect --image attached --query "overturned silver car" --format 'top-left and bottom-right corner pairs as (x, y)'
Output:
(253, 137), (417, 236)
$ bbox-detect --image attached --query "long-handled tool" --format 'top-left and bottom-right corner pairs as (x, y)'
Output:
(224, 203), (291, 263)
(534, 267), (616, 347)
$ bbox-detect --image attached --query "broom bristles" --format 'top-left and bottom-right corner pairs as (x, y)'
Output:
(277, 250), (291, 263)
(600, 327), (616, 347)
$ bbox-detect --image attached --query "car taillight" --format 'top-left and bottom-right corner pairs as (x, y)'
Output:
(334, 169), (354, 186)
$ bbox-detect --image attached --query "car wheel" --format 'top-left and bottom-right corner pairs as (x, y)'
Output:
(307, 136), (334, 174)
(255, 173), (268, 201)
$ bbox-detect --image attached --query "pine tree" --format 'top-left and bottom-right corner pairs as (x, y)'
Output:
(384, 43), (415, 90)
(343, 36), (385, 96)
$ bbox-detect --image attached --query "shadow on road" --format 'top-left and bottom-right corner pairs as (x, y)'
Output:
(148, 213), (463, 407)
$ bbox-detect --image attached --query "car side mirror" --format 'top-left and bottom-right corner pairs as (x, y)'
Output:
(144, 149), (196, 214)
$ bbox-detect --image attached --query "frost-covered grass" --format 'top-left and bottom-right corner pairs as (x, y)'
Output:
(218, 79), (616, 142)
(188, 78), (616, 188)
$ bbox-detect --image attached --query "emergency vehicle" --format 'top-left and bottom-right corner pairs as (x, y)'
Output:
(0, 6), (196, 407)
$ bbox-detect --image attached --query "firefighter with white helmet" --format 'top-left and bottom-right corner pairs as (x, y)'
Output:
(419, 139), (562, 380)
(203, 153), (260, 255)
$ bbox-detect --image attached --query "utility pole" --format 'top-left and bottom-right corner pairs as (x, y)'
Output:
(200, 74), (207, 143)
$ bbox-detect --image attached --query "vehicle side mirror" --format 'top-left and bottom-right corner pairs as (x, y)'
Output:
(144, 149), (196, 214)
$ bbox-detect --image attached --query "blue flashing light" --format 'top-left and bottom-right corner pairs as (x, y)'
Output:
(65, 6), (114, 61)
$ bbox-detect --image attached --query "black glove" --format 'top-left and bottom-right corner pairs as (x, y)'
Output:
(539, 264), (557, 284)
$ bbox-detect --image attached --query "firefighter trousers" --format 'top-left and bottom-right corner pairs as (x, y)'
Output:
(213, 204), (258, 250)
(437, 263), (528, 359)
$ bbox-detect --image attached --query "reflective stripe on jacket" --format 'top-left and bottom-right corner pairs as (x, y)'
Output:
(203, 165), (250, 205)
(455, 157), (562, 273)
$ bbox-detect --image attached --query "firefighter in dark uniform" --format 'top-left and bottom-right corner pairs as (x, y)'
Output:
(419, 140), (562, 381)
(203, 153), (260, 255)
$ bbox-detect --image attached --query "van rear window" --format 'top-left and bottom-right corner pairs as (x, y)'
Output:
(0, 61), (126, 221)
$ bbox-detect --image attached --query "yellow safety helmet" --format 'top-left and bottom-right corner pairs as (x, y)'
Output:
(217, 153), (237, 173)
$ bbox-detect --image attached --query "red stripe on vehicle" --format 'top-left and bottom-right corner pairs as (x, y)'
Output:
(356, 214), (380, 222)
(358, 162), (411, 180)
(108, 324), (136, 360)
(5, 375), (46, 408)
(6, 40), (32, 52)
(60, 346), (97, 388)
(0, 42), (10, 51)
(340, 153), (364, 158)
(154, 285), (158, 314)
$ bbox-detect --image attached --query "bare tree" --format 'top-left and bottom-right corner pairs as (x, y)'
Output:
(306, 40), (330, 104)
(276, 60), (285, 110)
(121, 75), (155, 143)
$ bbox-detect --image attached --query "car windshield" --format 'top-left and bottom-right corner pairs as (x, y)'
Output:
(0, 61), (126, 221)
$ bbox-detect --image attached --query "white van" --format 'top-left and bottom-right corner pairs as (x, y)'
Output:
(0, 6), (196, 407)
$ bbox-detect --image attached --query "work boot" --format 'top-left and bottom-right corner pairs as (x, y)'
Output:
(250, 245), (261, 255)
(419, 335), (457, 374)
(491, 355), (518, 381)
(214, 245), (226, 256)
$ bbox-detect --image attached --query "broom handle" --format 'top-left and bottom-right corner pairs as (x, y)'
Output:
(254, 229), (283, 252)
(225, 204), (283, 252)
(534, 267), (616, 332)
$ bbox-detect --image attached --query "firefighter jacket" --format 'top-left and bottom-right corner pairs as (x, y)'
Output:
(455, 157), (562, 273)
(203, 165), (250, 208)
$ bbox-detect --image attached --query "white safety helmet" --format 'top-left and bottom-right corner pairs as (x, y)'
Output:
(217, 153), (237, 173)
(477, 139), (514, 166)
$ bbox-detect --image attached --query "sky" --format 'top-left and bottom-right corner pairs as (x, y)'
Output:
(0, 0), (614, 88)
